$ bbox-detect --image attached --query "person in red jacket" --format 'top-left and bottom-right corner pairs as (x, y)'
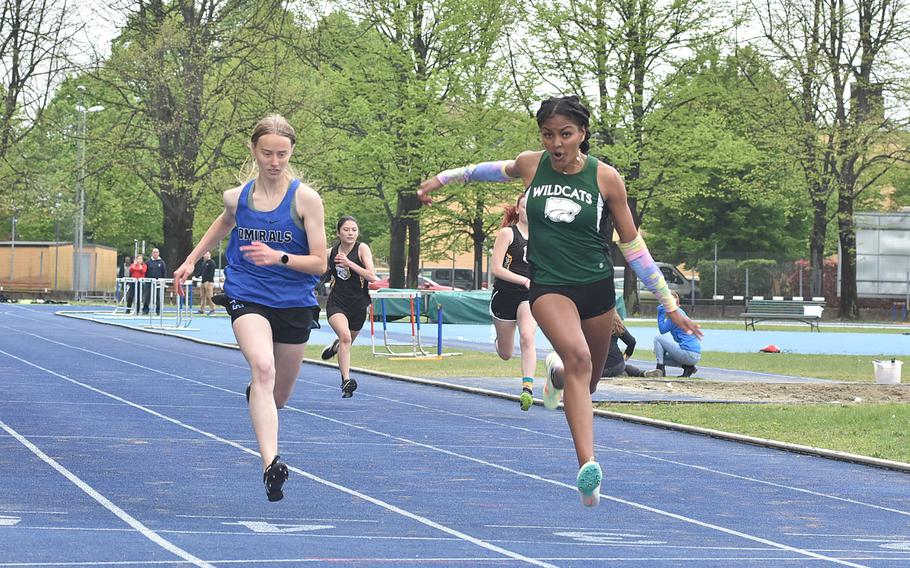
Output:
(128, 254), (147, 314)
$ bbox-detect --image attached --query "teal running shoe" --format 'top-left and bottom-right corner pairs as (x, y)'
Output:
(543, 353), (564, 410)
(576, 460), (603, 507)
(519, 389), (533, 411)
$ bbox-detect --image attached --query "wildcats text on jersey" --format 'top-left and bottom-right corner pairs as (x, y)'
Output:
(529, 183), (593, 204)
(236, 227), (294, 243)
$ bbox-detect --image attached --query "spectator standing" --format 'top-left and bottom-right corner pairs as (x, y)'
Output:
(118, 255), (131, 304)
(143, 247), (167, 315)
(198, 251), (217, 315)
(128, 254), (146, 314)
(118, 255), (132, 278)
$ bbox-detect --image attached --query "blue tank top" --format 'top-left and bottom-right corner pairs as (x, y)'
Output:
(224, 179), (319, 308)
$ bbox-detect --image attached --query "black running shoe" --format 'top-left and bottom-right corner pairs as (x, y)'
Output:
(321, 339), (340, 361)
(263, 455), (289, 502)
(341, 378), (358, 398)
(245, 382), (251, 403)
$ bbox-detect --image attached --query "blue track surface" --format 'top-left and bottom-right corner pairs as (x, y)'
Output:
(85, 309), (910, 357)
(2, 304), (910, 567)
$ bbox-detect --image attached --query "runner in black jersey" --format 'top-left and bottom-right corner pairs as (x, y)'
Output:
(490, 194), (538, 411)
(320, 216), (378, 397)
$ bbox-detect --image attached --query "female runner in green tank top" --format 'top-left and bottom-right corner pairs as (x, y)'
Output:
(418, 95), (702, 507)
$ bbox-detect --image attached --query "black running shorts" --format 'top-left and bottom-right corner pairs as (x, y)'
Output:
(489, 288), (530, 321)
(529, 276), (616, 320)
(326, 301), (368, 332)
(223, 296), (316, 344)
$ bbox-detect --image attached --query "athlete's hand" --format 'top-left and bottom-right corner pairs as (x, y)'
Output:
(417, 177), (441, 206)
(668, 309), (703, 340)
(334, 252), (353, 268)
(240, 241), (281, 266)
(172, 262), (194, 297)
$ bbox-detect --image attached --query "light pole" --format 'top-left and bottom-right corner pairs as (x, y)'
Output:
(8, 210), (17, 283)
(54, 193), (62, 291)
(73, 85), (104, 300)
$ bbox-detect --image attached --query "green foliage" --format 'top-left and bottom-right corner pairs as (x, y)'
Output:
(640, 46), (809, 263)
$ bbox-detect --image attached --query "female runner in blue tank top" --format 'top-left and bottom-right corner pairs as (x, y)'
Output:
(173, 115), (327, 502)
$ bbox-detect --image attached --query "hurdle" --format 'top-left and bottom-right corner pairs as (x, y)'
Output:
(369, 290), (460, 359)
(141, 278), (196, 330)
(111, 277), (140, 316)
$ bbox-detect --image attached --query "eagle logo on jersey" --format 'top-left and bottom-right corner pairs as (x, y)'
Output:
(544, 197), (582, 223)
(336, 265), (351, 280)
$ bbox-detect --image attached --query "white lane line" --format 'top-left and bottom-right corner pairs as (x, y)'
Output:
(274, 405), (869, 567)
(0, 347), (555, 568)
(355, 390), (910, 519)
(0, 418), (213, 568)
(3, 327), (874, 567)
(0, 558), (572, 567)
(93, 332), (909, 522)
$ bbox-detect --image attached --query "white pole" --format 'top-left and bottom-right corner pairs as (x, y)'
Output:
(8, 214), (16, 282)
(713, 243), (718, 298)
(74, 85), (86, 299)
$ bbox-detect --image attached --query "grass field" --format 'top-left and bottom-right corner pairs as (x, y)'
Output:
(598, 402), (910, 463)
(342, 345), (909, 464)
(343, 346), (892, 382)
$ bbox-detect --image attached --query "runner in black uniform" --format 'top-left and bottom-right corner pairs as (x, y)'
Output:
(489, 194), (538, 411)
(320, 216), (378, 397)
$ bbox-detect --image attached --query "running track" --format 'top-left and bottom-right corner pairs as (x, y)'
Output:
(1, 305), (909, 567)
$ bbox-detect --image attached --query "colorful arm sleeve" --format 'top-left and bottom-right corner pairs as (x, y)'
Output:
(618, 233), (678, 313)
(436, 161), (515, 185)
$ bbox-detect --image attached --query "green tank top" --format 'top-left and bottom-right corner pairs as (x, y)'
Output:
(524, 152), (612, 286)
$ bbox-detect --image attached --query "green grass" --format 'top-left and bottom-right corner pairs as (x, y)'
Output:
(336, 345), (889, 382)
(336, 346), (545, 378)
(340, 344), (910, 463)
(598, 403), (910, 463)
(698, 352), (888, 382)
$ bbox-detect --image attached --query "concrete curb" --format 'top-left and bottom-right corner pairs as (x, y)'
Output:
(57, 310), (910, 474)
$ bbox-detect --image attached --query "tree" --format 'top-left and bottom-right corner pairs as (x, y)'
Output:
(754, 0), (910, 317)
(0, 0), (80, 161)
(84, 0), (303, 267)
(642, 46), (809, 265)
(293, 1), (519, 288)
(524, 0), (726, 312)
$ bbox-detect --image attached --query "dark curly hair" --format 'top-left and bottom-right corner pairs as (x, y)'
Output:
(535, 95), (591, 154)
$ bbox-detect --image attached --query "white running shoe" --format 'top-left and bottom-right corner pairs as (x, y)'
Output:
(576, 460), (603, 507)
(543, 352), (564, 410)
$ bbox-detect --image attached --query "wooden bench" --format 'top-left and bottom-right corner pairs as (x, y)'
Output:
(740, 299), (825, 332)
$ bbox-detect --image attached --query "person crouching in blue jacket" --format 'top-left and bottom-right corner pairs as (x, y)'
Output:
(652, 291), (701, 377)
